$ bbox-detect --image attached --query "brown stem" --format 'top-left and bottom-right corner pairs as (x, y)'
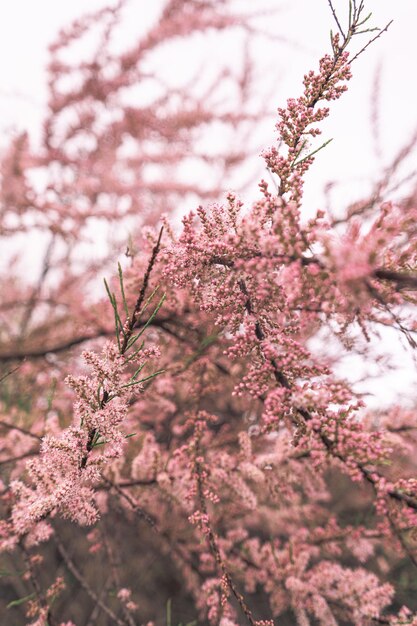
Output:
(0, 315), (176, 363)
(373, 269), (417, 290)
(194, 432), (262, 626)
(120, 226), (164, 355)
(80, 228), (164, 469)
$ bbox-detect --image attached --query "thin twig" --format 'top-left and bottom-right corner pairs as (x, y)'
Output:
(80, 231), (164, 469)
(120, 226), (164, 354)
(0, 362), (23, 383)
(102, 522), (137, 626)
(84, 576), (112, 626)
(327, 0), (345, 38)
(102, 477), (158, 531)
(19, 542), (57, 626)
(349, 20), (393, 64)
(53, 532), (130, 626)
(194, 430), (262, 626)
(20, 236), (55, 337)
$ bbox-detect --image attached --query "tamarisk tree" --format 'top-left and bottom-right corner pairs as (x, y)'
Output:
(1, 1), (417, 625)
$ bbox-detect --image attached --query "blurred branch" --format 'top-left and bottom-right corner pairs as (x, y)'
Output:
(19, 236), (55, 337)
(0, 363), (23, 383)
(53, 531), (131, 626)
(0, 450), (39, 467)
(0, 420), (42, 441)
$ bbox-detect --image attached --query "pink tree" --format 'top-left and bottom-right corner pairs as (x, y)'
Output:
(1, 1), (417, 625)
(0, 0), (260, 366)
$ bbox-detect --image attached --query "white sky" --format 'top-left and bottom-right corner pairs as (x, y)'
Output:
(0, 0), (416, 408)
